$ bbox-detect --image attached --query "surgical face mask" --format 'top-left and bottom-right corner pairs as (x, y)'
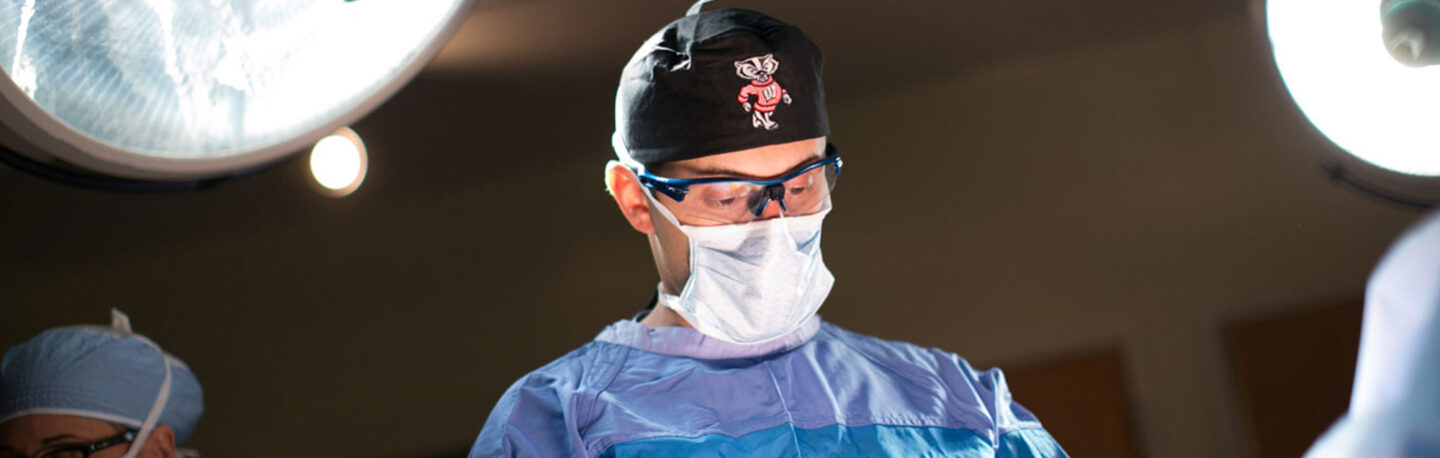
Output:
(647, 190), (834, 345)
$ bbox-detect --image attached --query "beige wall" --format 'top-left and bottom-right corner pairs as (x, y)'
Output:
(818, 12), (1420, 458)
(0, 8), (1425, 458)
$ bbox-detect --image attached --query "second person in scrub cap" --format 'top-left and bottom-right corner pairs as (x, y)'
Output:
(0, 310), (203, 458)
(471, 3), (1068, 457)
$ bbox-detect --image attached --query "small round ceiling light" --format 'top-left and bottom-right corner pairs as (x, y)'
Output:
(309, 127), (366, 197)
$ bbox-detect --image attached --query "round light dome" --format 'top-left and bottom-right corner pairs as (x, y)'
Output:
(1269, 0), (1440, 177)
(0, 0), (472, 181)
(309, 127), (366, 197)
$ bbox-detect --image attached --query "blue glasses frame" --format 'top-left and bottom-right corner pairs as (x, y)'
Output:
(635, 143), (843, 216)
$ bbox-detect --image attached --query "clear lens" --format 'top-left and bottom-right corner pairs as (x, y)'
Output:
(658, 162), (838, 225)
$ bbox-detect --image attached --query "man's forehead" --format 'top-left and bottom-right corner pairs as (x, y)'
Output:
(656, 137), (825, 179)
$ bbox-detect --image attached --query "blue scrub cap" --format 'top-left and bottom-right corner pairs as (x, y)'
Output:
(0, 310), (204, 445)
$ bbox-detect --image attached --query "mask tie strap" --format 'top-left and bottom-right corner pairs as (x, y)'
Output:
(643, 186), (688, 230)
(686, 0), (716, 15)
(111, 308), (133, 333)
(676, 0), (717, 70)
(119, 357), (171, 458)
(117, 323), (175, 458)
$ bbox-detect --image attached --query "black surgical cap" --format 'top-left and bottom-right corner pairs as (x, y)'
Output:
(613, 9), (828, 166)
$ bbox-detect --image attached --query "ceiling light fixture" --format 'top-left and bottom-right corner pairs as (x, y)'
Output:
(0, 0), (473, 191)
(1267, 0), (1440, 207)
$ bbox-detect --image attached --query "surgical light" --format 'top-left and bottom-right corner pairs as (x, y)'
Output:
(1268, 0), (1440, 179)
(0, 0), (473, 190)
(1382, 0), (1440, 67)
(308, 127), (366, 197)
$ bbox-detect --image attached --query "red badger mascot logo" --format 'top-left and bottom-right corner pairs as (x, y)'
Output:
(734, 54), (792, 130)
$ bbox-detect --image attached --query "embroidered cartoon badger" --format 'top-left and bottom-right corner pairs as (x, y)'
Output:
(734, 54), (792, 130)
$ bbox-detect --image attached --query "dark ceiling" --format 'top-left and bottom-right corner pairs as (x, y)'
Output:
(0, 0), (1258, 282)
(431, 0), (1255, 98)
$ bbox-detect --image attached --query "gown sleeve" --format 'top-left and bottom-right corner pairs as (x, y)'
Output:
(934, 349), (1071, 458)
(470, 373), (587, 458)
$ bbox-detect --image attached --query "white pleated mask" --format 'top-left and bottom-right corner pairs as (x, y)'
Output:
(648, 191), (835, 345)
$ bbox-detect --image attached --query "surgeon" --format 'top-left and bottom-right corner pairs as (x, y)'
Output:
(0, 310), (203, 458)
(1305, 211), (1440, 458)
(470, 4), (1067, 457)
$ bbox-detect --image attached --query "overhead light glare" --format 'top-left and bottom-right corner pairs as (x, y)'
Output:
(1269, 0), (1440, 177)
(308, 127), (366, 197)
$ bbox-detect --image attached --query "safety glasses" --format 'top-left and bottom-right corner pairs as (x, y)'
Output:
(3, 430), (137, 458)
(634, 143), (842, 224)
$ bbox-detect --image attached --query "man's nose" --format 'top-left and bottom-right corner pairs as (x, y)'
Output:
(758, 196), (786, 220)
(751, 186), (788, 220)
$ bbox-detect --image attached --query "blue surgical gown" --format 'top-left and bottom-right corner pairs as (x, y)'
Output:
(470, 316), (1068, 457)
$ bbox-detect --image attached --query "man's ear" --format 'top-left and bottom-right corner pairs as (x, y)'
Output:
(606, 162), (655, 234)
(142, 425), (177, 458)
